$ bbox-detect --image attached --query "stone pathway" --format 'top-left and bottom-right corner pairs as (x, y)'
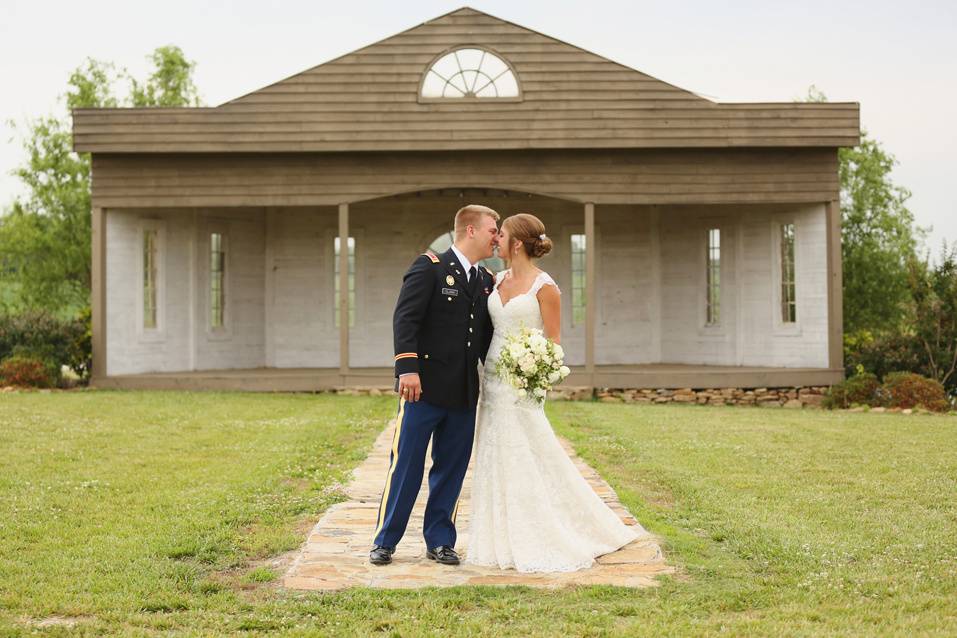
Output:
(283, 420), (674, 590)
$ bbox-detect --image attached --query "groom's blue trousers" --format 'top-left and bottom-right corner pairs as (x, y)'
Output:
(372, 398), (476, 550)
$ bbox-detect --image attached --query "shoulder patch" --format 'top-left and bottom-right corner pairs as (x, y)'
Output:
(421, 251), (440, 264)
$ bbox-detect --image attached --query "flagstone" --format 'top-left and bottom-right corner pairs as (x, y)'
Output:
(283, 419), (674, 590)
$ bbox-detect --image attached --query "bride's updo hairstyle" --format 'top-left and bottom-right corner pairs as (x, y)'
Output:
(502, 213), (553, 259)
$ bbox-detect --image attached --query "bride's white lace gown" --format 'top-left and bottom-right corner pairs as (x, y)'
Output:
(465, 269), (643, 573)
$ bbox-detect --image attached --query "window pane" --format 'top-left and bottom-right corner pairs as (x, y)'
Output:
(143, 229), (157, 329)
(209, 232), (225, 328)
(780, 223), (796, 323)
(422, 49), (519, 99)
(335, 236), (356, 328)
(706, 228), (720, 325)
(571, 234), (586, 328)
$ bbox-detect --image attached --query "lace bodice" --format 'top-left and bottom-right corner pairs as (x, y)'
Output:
(486, 269), (560, 370)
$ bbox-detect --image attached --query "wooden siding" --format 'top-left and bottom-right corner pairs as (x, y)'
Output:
(72, 8), (860, 153)
(90, 148), (840, 208)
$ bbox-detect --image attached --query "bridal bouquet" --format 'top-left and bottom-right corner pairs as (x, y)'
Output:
(495, 326), (571, 401)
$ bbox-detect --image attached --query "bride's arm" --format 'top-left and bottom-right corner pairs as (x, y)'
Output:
(538, 284), (561, 344)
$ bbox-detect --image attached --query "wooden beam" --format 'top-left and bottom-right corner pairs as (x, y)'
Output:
(584, 202), (596, 385)
(338, 203), (350, 380)
(91, 206), (107, 380)
(825, 199), (844, 373)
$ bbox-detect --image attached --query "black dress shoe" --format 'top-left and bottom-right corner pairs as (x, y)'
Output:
(426, 545), (460, 565)
(369, 545), (395, 565)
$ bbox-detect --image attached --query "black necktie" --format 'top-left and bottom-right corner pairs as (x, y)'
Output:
(468, 266), (478, 296)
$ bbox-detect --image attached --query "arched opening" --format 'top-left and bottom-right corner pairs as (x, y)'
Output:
(345, 187), (580, 367)
(427, 229), (505, 273)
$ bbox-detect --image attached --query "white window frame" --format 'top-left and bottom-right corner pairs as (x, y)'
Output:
(330, 227), (364, 329)
(695, 216), (733, 340)
(418, 45), (523, 104)
(569, 232), (588, 329)
(205, 220), (232, 340)
(137, 217), (166, 342)
(771, 216), (801, 336)
(561, 223), (599, 335)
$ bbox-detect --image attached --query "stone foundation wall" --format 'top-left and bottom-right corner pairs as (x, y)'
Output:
(576, 386), (828, 408)
(328, 384), (830, 408)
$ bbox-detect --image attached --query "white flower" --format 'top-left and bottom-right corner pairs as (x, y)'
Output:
(553, 344), (565, 359)
(508, 343), (524, 359)
(516, 388), (527, 397)
(548, 371), (560, 383)
(559, 366), (570, 378)
(529, 334), (548, 354)
(533, 387), (547, 397)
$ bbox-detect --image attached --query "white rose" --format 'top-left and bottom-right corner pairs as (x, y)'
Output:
(559, 366), (570, 378)
(553, 344), (565, 359)
(548, 371), (560, 383)
(529, 334), (547, 353)
(533, 387), (546, 397)
(508, 343), (524, 359)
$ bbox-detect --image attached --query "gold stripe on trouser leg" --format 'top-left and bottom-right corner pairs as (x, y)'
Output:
(373, 398), (406, 541)
(451, 497), (460, 525)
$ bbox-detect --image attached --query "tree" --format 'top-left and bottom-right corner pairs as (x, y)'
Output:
(803, 86), (926, 340)
(0, 47), (201, 316)
(904, 245), (957, 394)
(129, 46), (201, 107)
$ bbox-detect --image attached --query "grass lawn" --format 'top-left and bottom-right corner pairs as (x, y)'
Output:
(0, 391), (955, 636)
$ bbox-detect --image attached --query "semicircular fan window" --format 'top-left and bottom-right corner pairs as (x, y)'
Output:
(421, 48), (520, 99)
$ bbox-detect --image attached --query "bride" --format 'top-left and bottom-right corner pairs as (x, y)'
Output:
(465, 213), (644, 573)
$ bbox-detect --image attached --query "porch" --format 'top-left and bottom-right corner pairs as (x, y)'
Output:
(93, 363), (843, 392)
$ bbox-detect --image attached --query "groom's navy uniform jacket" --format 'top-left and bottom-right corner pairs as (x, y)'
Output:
(373, 247), (494, 551)
(392, 247), (494, 408)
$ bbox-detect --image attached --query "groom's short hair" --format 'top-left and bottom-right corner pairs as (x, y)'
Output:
(454, 204), (500, 240)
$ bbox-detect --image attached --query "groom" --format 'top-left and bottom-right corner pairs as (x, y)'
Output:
(369, 204), (500, 566)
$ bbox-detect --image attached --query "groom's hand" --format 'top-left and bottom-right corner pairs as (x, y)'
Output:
(398, 373), (422, 402)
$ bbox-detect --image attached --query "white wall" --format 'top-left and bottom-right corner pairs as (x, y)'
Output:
(656, 203), (829, 368)
(265, 206), (339, 368)
(104, 198), (830, 375)
(105, 208), (265, 375)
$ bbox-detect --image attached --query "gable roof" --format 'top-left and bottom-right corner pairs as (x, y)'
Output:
(72, 7), (860, 153)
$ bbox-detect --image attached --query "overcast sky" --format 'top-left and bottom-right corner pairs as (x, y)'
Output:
(2, 0), (955, 252)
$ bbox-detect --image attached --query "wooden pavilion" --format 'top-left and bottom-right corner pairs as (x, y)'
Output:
(71, 7), (860, 391)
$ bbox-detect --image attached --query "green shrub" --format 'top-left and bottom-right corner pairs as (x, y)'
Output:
(0, 309), (90, 380)
(844, 329), (923, 384)
(879, 371), (950, 412)
(0, 353), (59, 388)
(824, 367), (880, 409)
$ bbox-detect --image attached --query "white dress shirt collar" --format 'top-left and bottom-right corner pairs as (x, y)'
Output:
(450, 244), (474, 280)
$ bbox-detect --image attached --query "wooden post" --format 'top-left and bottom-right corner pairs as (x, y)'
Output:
(825, 199), (844, 373)
(91, 206), (107, 381)
(338, 203), (350, 381)
(584, 202), (596, 386)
